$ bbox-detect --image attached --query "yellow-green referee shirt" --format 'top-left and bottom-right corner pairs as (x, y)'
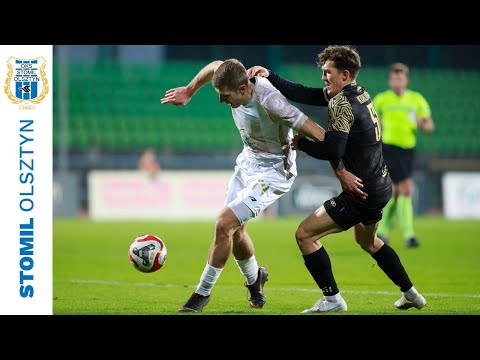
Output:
(372, 89), (431, 149)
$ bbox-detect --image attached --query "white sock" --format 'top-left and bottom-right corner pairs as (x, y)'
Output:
(403, 286), (418, 300)
(195, 263), (223, 296)
(235, 255), (259, 285)
(325, 293), (343, 302)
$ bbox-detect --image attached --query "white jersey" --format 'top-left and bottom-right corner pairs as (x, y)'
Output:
(231, 76), (308, 177)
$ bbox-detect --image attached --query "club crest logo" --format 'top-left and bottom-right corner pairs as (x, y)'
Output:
(4, 56), (49, 105)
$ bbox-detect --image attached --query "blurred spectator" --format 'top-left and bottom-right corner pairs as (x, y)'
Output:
(138, 148), (161, 177)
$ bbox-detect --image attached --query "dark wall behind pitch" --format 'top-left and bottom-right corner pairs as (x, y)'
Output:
(166, 45), (480, 70)
(56, 45), (480, 71)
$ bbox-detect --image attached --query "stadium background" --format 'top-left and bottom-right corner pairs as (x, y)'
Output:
(52, 45), (480, 315)
(53, 45), (480, 218)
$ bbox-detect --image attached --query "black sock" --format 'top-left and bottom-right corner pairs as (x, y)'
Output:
(303, 247), (339, 296)
(372, 243), (413, 292)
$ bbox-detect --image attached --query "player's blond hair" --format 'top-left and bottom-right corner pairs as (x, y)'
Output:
(212, 59), (248, 91)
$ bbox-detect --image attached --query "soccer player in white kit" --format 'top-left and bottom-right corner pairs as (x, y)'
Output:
(161, 59), (361, 312)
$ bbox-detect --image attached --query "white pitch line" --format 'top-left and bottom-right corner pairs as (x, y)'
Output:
(68, 279), (480, 299)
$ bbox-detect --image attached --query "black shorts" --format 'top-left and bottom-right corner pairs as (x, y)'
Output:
(324, 187), (392, 231)
(382, 143), (414, 183)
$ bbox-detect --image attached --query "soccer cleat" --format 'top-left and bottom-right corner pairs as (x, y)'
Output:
(395, 293), (427, 310)
(178, 292), (211, 313)
(245, 267), (269, 308)
(406, 237), (420, 248)
(301, 296), (348, 313)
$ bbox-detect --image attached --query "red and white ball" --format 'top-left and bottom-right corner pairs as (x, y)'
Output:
(128, 234), (167, 273)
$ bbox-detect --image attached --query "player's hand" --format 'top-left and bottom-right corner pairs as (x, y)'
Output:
(161, 86), (192, 106)
(246, 66), (269, 78)
(292, 133), (306, 150)
(335, 169), (368, 200)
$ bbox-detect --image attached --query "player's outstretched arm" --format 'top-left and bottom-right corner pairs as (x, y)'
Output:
(161, 60), (224, 106)
(297, 118), (325, 142)
(247, 65), (329, 107)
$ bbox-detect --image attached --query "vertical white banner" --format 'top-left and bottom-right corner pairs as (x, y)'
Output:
(0, 45), (52, 314)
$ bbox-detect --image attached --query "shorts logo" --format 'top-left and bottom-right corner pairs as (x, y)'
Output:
(249, 196), (257, 202)
(4, 56), (49, 105)
(329, 198), (337, 207)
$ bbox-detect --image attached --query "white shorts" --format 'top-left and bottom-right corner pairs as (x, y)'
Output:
(225, 153), (296, 224)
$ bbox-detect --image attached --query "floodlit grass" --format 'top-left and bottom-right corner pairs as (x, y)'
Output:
(53, 216), (480, 315)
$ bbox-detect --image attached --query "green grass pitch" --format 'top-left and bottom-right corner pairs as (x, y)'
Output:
(53, 216), (480, 315)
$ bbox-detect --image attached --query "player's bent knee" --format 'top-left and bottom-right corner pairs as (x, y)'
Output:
(215, 216), (239, 237)
(354, 235), (377, 254)
(295, 226), (309, 246)
(358, 242), (374, 254)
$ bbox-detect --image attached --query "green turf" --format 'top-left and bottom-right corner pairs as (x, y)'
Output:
(53, 216), (480, 315)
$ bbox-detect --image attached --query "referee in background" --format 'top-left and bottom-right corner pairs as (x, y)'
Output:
(373, 62), (435, 248)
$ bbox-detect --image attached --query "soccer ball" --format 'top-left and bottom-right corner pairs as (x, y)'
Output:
(128, 234), (167, 273)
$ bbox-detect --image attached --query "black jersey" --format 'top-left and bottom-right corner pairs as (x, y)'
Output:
(267, 72), (391, 196)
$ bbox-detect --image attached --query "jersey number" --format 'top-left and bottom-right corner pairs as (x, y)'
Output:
(367, 103), (381, 141)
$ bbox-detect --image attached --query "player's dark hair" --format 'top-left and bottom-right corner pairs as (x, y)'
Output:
(212, 59), (248, 91)
(317, 45), (361, 80)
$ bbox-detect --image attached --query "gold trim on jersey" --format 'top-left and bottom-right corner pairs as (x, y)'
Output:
(328, 95), (354, 133)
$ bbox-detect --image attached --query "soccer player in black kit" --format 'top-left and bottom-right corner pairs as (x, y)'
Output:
(248, 45), (427, 312)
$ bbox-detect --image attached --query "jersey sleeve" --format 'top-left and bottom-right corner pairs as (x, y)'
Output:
(414, 92), (431, 118)
(327, 95), (355, 133)
(261, 90), (308, 131)
(267, 71), (330, 106)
